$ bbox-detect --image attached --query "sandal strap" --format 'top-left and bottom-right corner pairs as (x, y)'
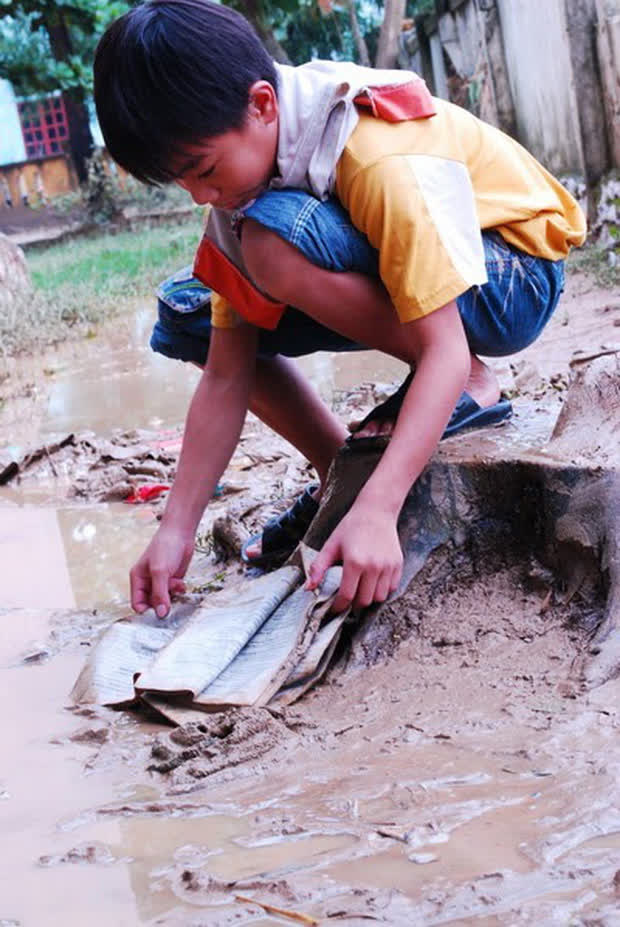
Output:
(348, 372), (413, 436)
(261, 483), (320, 554)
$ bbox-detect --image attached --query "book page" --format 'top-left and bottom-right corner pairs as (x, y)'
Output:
(193, 565), (343, 708)
(70, 601), (196, 706)
(135, 566), (301, 697)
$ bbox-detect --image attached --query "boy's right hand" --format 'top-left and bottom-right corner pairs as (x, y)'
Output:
(130, 525), (195, 618)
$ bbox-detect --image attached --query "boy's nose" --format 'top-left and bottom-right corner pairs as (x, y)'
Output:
(175, 178), (219, 206)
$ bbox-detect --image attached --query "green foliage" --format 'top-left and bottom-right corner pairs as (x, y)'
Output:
(280, 0), (382, 64)
(0, 0), (393, 96)
(29, 222), (199, 293)
(0, 12), (49, 93)
(0, 0), (132, 96)
(282, 1), (351, 62)
(407, 0), (435, 15)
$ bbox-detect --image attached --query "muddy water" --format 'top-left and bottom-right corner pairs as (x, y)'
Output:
(0, 298), (407, 925)
(0, 301), (405, 609)
(1, 275), (619, 926)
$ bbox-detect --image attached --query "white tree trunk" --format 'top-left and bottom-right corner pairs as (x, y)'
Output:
(0, 233), (31, 317)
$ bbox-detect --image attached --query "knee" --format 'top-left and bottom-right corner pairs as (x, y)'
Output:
(241, 219), (294, 302)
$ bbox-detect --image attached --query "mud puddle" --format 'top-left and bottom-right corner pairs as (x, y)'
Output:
(0, 298), (407, 453)
(0, 297), (407, 612)
(1, 272), (619, 926)
(0, 496), (159, 608)
(5, 581), (617, 926)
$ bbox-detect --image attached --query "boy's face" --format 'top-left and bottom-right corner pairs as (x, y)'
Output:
(173, 82), (279, 211)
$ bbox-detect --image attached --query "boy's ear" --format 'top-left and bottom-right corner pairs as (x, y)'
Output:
(248, 81), (278, 125)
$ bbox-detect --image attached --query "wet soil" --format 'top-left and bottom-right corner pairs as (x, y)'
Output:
(1, 269), (619, 925)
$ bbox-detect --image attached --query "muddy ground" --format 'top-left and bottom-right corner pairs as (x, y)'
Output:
(1, 268), (619, 926)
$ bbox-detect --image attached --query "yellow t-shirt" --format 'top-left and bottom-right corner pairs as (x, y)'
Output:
(211, 99), (586, 327)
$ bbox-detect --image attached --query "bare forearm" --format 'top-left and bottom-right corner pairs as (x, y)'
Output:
(161, 372), (249, 534)
(359, 342), (470, 517)
(129, 325), (258, 615)
(161, 326), (258, 537)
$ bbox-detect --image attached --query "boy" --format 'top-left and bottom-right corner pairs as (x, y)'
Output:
(94, 0), (585, 617)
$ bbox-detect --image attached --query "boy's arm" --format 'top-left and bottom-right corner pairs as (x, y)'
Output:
(307, 297), (470, 612)
(303, 148), (485, 609)
(241, 225), (472, 613)
(130, 322), (258, 616)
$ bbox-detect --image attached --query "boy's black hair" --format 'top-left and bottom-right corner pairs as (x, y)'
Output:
(94, 0), (278, 184)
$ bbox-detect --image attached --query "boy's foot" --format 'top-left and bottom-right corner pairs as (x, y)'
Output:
(349, 362), (510, 442)
(241, 483), (321, 568)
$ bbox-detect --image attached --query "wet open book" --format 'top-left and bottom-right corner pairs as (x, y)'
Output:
(71, 547), (347, 724)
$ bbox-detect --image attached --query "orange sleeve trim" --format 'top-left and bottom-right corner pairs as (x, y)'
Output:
(193, 236), (286, 331)
(354, 80), (437, 122)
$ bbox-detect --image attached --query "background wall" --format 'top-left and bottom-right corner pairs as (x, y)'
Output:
(496, 0), (585, 175)
(400, 0), (620, 185)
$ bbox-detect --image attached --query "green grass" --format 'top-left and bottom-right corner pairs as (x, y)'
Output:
(28, 216), (203, 301)
(2, 215), (204, 358)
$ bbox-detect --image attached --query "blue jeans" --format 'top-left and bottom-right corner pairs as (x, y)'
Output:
(151, 190), (564, 366)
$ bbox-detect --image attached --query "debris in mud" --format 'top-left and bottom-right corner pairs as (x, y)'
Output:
(0, 428), (179, 502)
(180, 869), (289, 894)
(176, 870), (301, 910)
(38, 843), (117, 866)
(234, 893), (319, 925)
(0, 433), (75, 485)
(408, 852), (439, 864)
(64, 352), (619, 817)
(69, 726), (109, 745)
(211, 511), (250, 560)
(20, 646), (51, 665)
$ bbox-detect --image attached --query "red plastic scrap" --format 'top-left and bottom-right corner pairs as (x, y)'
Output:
(124, 484), (170, 504)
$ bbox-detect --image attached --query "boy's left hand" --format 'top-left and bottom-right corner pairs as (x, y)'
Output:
(306, 503), (403, 613)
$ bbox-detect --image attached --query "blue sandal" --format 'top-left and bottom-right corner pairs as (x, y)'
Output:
(241, 483), (320, 568)
(347, 373), (512, 446)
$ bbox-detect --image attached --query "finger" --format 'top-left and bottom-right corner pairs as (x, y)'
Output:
(150, 567), (171, 618)
(353, 568), (381, 610)
(331, 560), (361, 614)
(130, 566), (151, 613)
(390, 565), (402, 597)
(307, 538), (339, 590)
(372, 569), (393, 605)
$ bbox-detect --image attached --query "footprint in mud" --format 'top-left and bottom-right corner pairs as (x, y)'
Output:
(148, 708), (296, 781)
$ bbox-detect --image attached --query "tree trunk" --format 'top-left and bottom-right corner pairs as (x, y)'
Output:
(346, 0), (371, 67)
(44, 12), (94, 184)
(237, 0), (292, 64)
(595, 0), (620, 169)
(60, 92), (94, 185)
(375, 0), (406, 69)
(306, 355), (620, 688)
